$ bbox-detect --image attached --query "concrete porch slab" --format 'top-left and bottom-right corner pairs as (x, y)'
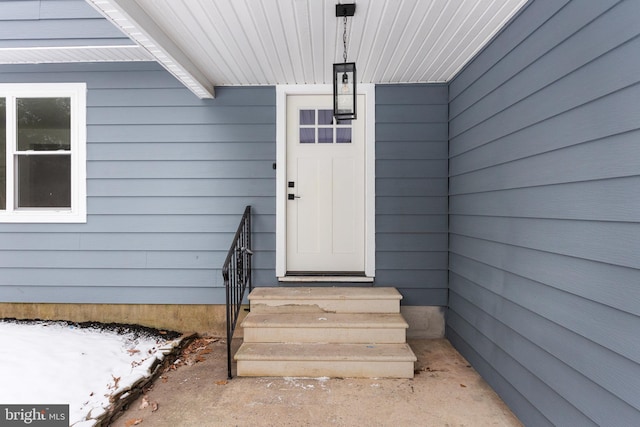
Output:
(110, 338), (523, 427)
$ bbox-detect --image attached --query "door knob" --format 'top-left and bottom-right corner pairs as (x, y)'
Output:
(288, 194), (301, 200)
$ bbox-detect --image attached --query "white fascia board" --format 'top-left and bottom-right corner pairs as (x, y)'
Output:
(86, 0), (215, 99)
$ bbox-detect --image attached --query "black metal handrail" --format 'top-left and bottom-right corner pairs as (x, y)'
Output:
(223, 205), (253, 379)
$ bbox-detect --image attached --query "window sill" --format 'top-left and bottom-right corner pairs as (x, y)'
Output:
(0, 211), (86, 223)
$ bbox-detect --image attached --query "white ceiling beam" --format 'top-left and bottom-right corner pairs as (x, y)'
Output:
(86, 0), (215, 98)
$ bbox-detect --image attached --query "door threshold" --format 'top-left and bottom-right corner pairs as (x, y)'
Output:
(278, 276), (374, 283)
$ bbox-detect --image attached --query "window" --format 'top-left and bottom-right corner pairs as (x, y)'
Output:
(299, 109), (352, 144)
(0, 83), (86, 223)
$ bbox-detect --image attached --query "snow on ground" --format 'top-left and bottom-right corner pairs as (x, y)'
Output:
(0, 320), (179, 427)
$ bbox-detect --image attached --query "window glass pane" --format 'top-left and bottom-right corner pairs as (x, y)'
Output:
(0, 98), (5, 210)
(318, 128), (333, 143)
(318, 110), (334, 125)
(17, 98), (71, 151)
(336, 118), (352, 125)
(336, 128), (352, 143)
(17, 155), (71, 208)
(299, 128), (315, 143)
(299, 109), (315, 125)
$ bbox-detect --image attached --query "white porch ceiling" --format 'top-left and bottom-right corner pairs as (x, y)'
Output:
(92, 0), (529, 98)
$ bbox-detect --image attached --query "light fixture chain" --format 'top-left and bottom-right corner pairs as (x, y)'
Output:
(343, 15), (348, 63)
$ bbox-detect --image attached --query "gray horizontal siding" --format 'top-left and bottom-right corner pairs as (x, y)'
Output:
(88, 179), (275, 198)
(445, 327), (552, 427)
(0, 0), (131, 48)
(0, 232), (275, 252)
(0, 62), (277, 302)
(0, 64), (185, 87)
(0, 285), (229, 305)
(88, 86), (276, 107)
(375, 84), (448, 306)
(88, 161), (276, 179)
(89, 142), (275, 161)
(0, 62), (450, 307)
(448, 0), (640, 425)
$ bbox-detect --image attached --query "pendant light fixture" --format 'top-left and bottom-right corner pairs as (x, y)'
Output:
(333, 3), (356, 121)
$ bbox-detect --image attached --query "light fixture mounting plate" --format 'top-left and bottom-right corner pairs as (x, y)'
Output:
(336, 3), (356, 17)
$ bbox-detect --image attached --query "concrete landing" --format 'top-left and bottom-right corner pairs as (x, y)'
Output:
(110, 338), (524, 427)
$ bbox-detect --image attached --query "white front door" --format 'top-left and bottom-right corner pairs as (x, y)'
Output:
(285, 94), (366, 274)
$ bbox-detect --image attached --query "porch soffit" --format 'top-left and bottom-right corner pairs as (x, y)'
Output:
(5, 0), (529, 99)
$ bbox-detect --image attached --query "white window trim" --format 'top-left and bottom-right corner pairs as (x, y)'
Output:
(275, 84), (376, 278)
(0, 83), (87, 223)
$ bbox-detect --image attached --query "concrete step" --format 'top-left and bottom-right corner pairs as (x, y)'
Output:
(241, 312), (408, 343)
(248, 287), (402, 313)
(235, 342), (417, 378)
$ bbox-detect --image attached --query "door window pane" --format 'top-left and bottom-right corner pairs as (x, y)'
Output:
(17, 98), (71, 151)
(318, 128), (333, 143)
(299, 110), (315, 125)
(298, 107), (353, 145)
(17, 155), (71, 208)
(318, 110), (334, 125)
(300, 128), (315, 143)
(336, 128), (352, 143)
(0, 98), (5, 210)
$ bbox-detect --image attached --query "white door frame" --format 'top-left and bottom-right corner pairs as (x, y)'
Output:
(275, 84), (375, 279)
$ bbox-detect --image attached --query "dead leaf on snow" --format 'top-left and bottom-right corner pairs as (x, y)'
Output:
(110, 375), (121, 390)
(127, 348), (141, 355)
(460, 383), (467, 388)
(125, 418), (143, 427)
(215, 380), (228, 386)
(151, 402), (159, 412)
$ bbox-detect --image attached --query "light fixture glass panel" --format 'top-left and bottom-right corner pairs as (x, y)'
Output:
(299, 128), (315, 143)
(333, 62), (356, 120)
(299, 109), (315, 125)
(17, 98), (71, 151)
(17, 154), (71, 207)
(337, 72), (354, 111)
